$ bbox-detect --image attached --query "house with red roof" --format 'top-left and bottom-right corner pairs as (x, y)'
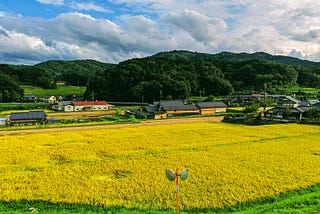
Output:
(72, 100), (112, 111)
(52, 100), (113, 112)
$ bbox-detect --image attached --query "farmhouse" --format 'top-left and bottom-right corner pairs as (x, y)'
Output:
(23, 95), (37, 102)
(73, 100), (112, 111)
(52, 100), (113, 112)
(138, 100), (227, 119)
(52, 101), (74, 111)
(160, 100), (200, 117)
(44, 95), (63, 103)
(264, 96), (314, 121)
(9, 111), (46, 126)
(196, 101), (227, 115)
(227, 94), (262, 105)
(276, 96), (300, 108)
(141, 105), (167, 119)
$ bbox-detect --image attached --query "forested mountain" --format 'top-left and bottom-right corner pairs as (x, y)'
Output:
(86, 51), (320, 102)
(0, 64), (54, 102)
(153, 51), (320, 67)
(35, 59), (115, 86)
(1, 50), (320, 103)
(0, 60), (115, 102)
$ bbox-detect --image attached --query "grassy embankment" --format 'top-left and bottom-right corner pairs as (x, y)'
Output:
(22, 85), (86, 97)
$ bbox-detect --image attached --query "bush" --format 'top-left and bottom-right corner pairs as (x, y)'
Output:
(243, 103), (260, 113)
(129, 115), (136, 122)
(0, 103), (51, 111)
(305, 108), (320, 119)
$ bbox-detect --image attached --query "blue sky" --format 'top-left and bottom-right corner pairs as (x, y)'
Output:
(0, 0), (320, 64)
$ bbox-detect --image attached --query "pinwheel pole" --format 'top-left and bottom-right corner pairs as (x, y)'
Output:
(165, 168), (189, 214)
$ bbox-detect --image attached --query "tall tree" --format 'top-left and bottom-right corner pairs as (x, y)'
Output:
(0, 72), (24, 102)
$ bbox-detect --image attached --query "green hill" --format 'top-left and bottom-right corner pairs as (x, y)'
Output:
(1, 50), (320, 102)
(35, 59), (116, 86)
(87, 50), (320, 102)
(152, 50), (320, 67)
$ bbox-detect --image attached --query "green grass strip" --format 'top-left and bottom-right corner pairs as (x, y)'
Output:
(0, 183), (319, 213)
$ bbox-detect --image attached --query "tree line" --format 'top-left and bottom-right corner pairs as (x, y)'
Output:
(86, 51), (320, 103)
(1, 51), (320, 103)
(0, 64), (55, 102)
(0, 60), (113, 102)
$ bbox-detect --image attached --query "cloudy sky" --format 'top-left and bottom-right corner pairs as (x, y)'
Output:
(0, 0), (320, 65)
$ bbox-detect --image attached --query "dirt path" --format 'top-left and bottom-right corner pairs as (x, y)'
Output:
(0, 116), (224, 136)
(46, 110), (116, 120)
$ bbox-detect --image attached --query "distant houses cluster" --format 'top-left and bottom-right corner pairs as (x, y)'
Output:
(52, 100), (113, 112)
(23, 94), (79, 103)
(264, 96), (320, 121)
(50, 99), (228, 119)
(0, 100), (113, 126)
(1, 93), (320, 127)
(127, 100), (227, 119)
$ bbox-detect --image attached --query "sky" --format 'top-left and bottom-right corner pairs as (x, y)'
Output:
(0, 0), (320, 65)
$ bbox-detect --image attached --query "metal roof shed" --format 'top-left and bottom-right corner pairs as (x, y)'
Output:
(10, 111), (46, 126)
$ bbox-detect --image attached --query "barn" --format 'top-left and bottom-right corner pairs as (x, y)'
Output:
(160, 100), (200, 117)
(196, 101), (227, 115)
(10, 111), (46, 126)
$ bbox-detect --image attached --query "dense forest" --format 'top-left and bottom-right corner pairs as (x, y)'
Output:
(35, 59), (115, 86)
(85, 51), (320, 102)
(0, 60), (114, 102)
(1, 51), (320, 103)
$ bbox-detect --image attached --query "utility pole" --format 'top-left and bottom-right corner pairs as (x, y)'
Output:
(264, 83), (267, 102)
(91, 91), (94, 101)
(263, 83), (267, 112)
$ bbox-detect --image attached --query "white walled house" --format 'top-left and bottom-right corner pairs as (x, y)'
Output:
(52, 100), (113, 112)
(44, 95), (58, 103)
(63, 104), (74, 112)
(73, 101), (111, 111)
(52, 101), (74, 111)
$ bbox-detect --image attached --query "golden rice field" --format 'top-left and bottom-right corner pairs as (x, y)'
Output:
(0, 122), (319, 210)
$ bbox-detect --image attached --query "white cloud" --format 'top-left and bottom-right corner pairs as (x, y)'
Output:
(289, 49), (304, 59)
(161, 10), (227, 47)
(1, 0), (320, 64)
(224, 1), (320, 59)
(36, 0), (64, 6)
(0, 28), (55, 64)
(70, 2), (111, 13)
(117, 15), (173, 51)
(0, 12), (171, 64)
